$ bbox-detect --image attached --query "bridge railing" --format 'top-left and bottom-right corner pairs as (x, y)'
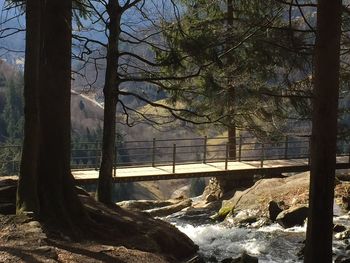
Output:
(0, 145), (22, 175)
(114, 135), (312, 166)
(69, 135), (350, 173)
(2, 135), (350, 175)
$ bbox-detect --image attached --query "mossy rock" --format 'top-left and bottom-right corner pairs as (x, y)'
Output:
(210, 205), (233, 221)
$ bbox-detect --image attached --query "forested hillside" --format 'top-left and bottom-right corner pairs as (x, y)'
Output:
(0, 60), (23, 144)
(0, 60), (207, 145)
(0, 60), (204, 199)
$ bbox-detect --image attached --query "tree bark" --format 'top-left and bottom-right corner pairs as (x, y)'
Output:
(37, 0), (86, 228)
(228, 125), (236, 160)
(304, 1), (341, 262)
(227, 0), (236, 161)
(16, 0), (41, 215)
(97, 0), (121, 204)
(18, 0), (87, 233)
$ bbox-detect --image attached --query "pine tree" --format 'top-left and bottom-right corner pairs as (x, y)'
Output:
(157, 0), (312, 138)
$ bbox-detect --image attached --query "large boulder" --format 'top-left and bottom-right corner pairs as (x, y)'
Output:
(117, 199), (176, 211)
(146, 199), (192, 217)
(218, 172), (350, 224)
(227, 210), (259, 227)
(117, 197), (189, 212)
(220, 173), (310, 222)
(276, 206), (308, 228)
(268, 201), (283, 221)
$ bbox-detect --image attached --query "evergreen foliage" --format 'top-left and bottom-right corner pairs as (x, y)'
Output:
(0, 72), (23, 175)
(71, 127), (103, 169)
(157, 0), (312, 138)
(0, 72), (24, 143)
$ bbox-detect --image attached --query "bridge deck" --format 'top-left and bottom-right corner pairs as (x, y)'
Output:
(3, 136), (350, 184)
(72, 157), (350, 184)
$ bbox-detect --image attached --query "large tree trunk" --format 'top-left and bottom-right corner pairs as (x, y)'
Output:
(37, 0), (86, 228)
(18, 0), (86, 233)
(304, 1), (341, 262)
(97, 0), (121, 204)
(16, 0), (41, 215)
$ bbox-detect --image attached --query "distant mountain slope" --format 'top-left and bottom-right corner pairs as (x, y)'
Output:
(71, 90), (104, 136)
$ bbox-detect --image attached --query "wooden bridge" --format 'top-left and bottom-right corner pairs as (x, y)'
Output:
(72, 157), (350, 184)
(2, 135), (350, 183)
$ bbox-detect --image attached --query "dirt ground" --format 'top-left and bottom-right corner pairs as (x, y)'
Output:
(0, 214), (176, 263)
(0, 182), (199, 263)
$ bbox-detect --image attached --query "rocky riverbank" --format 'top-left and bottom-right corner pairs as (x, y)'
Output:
(3, 172), (350, 262)
(117, 172), (350, 229)
(116, 172), (350, 262)
(213, 172), (350, 228)
(0, 178), (198, 262)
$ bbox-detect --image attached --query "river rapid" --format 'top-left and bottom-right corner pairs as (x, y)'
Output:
(163, 209), (350, 262)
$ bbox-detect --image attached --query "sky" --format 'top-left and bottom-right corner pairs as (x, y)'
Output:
(0, 0), (26, 61)
(0, 0), (178, 65)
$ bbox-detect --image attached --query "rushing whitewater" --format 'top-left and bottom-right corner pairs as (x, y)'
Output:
(174, 222), (305, 262)
(164, 211), (350, 262)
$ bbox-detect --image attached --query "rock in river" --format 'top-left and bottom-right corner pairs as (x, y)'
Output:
(146, 199), (192, 217)
(276, 205), (308, 228)
(268, 200), (283, 221)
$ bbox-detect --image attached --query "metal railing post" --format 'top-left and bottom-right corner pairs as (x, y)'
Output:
(152, 138), (156, 167)
(172, 144), (176, 173)
(18, 145), (22, 174)
(203, 136), (207, 164)
(225, 143), (229, 170)
(260, 143), (264, 168)
(284, 136), (288, 159)
(12, 152), (15, 174)
(238, 135), (242, 162)
(95, 141), (99, 170)
(113, 145), (117, 177)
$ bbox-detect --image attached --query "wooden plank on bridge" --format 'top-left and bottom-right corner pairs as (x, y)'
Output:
(72, 158), (320, 184)
(3, 157), (349, 184)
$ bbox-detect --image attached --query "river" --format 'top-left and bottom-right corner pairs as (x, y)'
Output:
(163, 209), (350, 262)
